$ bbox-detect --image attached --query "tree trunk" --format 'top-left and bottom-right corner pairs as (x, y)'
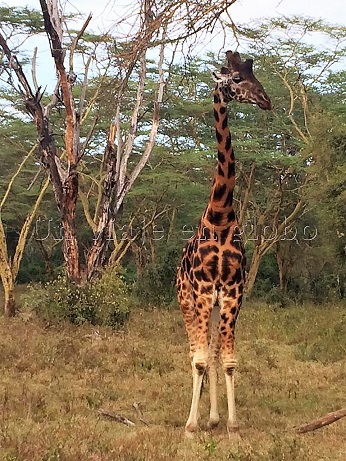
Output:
(1, 267), (16, 317)
(245, 247), (262, 297)
(4, 283), (16, 317)
(60, 171), (81, 283)
(276, 241), (289, 293)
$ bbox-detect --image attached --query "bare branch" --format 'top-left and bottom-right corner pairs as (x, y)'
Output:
(68, 13), (93, 74)
(31, 47), (39, 91)
(98, 409), (136, 427)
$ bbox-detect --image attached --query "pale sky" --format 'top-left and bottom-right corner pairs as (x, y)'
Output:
(3, 0), (345, 27)
(1, 0), (345, 89)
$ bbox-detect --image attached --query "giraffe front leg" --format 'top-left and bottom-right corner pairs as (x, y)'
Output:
(208, 305), (221, 429)
(185, 360), (205, 436)
(219, 297), (241, 435)
(224, 359), (238, 435)
(185, 293), (213, 436)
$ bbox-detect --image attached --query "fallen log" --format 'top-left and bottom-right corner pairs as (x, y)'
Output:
(294, 408), (346, 434)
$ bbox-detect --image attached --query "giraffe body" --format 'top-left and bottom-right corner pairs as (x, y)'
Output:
(177, 51), (271, 436)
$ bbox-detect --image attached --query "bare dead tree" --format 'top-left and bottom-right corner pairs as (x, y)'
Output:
(0, 0), (240, 293)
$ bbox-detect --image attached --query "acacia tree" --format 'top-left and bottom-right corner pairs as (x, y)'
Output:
(229, 17), (346, 296)
(0, 0), (238, 298)
(0, 144), (49, 316)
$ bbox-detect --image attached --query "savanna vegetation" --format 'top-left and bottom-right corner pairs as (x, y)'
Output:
(1, 304), (346, 460)
(0, 0), (346, 459)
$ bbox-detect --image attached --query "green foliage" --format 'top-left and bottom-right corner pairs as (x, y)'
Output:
(0, 6), (44, 33)
(133, 246), (180, 307)
(21, 269), (130, 328)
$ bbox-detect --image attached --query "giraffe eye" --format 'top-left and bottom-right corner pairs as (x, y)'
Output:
(232, 75), (242, 83)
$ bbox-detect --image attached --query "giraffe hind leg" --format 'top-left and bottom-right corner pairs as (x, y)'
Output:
(208, 304), (221, 429)
(219, 292), (241, 434)
(185, 292), (214, 436)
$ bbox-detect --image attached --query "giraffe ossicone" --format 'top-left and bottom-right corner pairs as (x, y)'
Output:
(177, 50), (271, 437)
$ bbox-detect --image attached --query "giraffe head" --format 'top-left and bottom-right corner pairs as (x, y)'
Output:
(212, 51), (271, 110)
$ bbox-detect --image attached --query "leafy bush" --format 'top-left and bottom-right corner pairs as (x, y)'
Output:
(265, 286), (292, 308)
(21, 268), (130, 328)
(133, 246), (179, 307)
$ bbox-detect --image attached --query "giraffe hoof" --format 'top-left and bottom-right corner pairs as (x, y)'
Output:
(208, 417), (220, 429)
(227, 423), (241, 439)
(184, 429), (195, 439)
(185, 422), (199, 438)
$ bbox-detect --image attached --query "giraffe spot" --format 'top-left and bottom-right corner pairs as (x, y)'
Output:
(199, 245), (219, 258)
(225, 135), (232, 151)
(233, 267), (243, 284)
(200, 284), (212, 295)
(214, 94), (221, 104)
(193, 255), (201, 267)
(227, 161), (235, 178)
(194, 270), (206, 282)
(217, 164), (225, 177)
(229, 319), (235, 329)
(230, 149), (235, 161)
(223, 249), (242, 263)
(221, 115), (228, 130)
(223, 189), (233, 207)
(227, 210), (236, 222)
(219, 106), (226, 114)
(207, 210), (223, 225)
(221, 312), (228, 321)
(215, 129), (223, 143)
(213, 183), (227, 201)
(221, 256), (231, 282)
(220, 228), (230, 246)
(206, 254), (219, 280)
(217, 150), (226, 163)
(227, 287), (236, 299)
(213, 108), (220, 123)
(230, 306), (237, 315)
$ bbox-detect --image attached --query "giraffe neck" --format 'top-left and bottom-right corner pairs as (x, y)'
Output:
(202, 90), (236, 230)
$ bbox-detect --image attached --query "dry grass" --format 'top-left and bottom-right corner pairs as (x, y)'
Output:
(1, 301), (346, 460)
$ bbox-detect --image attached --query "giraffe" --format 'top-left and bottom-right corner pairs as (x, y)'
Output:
(177, 50), (271, 437)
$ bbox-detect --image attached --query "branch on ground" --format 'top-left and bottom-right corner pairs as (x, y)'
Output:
(98, 409), (136, 427)
(293, 408), (346, 434)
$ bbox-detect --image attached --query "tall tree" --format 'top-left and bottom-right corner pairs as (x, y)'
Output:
(0, 0), (240, 300)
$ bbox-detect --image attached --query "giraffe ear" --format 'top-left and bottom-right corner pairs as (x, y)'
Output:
(243, 58), (254, 73)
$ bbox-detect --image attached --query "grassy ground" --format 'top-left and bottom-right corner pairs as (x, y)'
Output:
(0, 301), (346, 460)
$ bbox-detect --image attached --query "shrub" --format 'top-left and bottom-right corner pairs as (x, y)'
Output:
(132, 246), (179, 307)
(21, 268), (130, 328)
